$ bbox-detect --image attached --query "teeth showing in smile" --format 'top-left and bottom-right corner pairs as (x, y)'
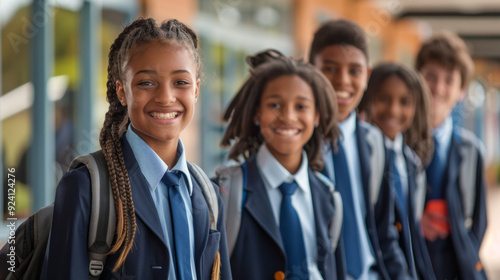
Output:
(336, 91), (350, 99)
(275, 128), (298, 136)
(150, 112), (178, 119)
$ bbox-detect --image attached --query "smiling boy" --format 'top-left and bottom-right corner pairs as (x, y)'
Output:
(416, 31), (488, 280)
(310, 19), (411, 280)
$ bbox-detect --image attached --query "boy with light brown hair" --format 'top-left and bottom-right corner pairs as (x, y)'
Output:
(416, 31), (487, 280)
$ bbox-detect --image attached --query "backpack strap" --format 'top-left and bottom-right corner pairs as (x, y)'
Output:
(69, 150), (115, 279)
(186, 161), (221, 280)
(314, 171), (343, 251)
(362, 124), (386, 206)
(187, 162), (218, 230)
(403, 146), (426, 222)
(214, 164), (245, 256)
(456, 129), (481, 231)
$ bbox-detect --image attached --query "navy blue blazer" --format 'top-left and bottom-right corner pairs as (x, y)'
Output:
(41, 138), (232, 280)
(392, 146), (436, 280)
(426, 128), (487, 280)
(229, 156), (346, 280)
(323, 119), (411, 280)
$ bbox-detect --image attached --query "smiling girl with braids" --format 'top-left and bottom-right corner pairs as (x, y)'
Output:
(41, 18), (231, 280)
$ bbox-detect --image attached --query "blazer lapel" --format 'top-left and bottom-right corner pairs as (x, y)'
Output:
(445, 136), (460, 199)
(121, 137), (167, 247)
(322, 142), (336, 181)
(190, 178), (210, 269)
(244, 157), (283, 250)
(405, 154), (417, 217)
(309, 169), (335, 265)
(446, 137), (476, 271)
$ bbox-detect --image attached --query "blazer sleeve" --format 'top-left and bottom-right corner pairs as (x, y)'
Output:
(40, 166), (92, 280)
(213, 181), (233, 280)
(374, 153), (412, 280)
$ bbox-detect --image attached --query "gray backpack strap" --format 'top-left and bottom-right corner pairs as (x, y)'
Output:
(187, 162), (222, 279)
(187, 162), (218, 230)
(69, 150), (115, 279)
(314, 171), (342, 251)
(457, 130), (481, 231)
(403, 146), (427, 221)
(215, 165), (244, 256)
(413, 160), (427, 222)
(363, 124), (385, 206)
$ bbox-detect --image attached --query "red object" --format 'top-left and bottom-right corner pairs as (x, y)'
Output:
(424, 199), (451, 233)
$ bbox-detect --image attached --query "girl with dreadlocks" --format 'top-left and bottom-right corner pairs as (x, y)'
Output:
(214, 49), (345, 279)
(41, 18), (231, 280)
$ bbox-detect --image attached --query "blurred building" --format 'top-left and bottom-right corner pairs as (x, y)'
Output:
(137, 0), (500, 176)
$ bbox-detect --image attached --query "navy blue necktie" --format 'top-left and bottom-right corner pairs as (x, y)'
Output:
(333, 142), (364, 278)
(162, 171), (191, 280)
(390, 149), (406, 215)
(390, 149), (411, 246)
(426, 137), (445, 200)
(279, 181), (309, 279)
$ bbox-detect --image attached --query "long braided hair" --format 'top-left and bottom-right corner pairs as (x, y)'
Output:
(100, 17), (201, 270)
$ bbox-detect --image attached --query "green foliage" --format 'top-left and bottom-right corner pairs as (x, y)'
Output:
(2, 7), (31, 94)
(1, 5), (123, 97)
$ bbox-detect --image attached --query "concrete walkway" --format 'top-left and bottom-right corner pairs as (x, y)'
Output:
(480, 185), (500, 280)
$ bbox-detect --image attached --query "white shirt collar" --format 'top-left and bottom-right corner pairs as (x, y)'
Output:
(256, 144), (310, 195)
(384, 132), (404, 154)
(433, 115), (453, 146)
(125, 125), (193, 195)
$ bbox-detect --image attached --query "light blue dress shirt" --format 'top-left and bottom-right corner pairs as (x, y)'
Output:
(384, 133), (409, 200)
(256, 144), (323, 279)
(126, 126), (196, 280)
(338, 112), (378, 280)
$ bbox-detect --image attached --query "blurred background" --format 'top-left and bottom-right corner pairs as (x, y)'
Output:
(1, 0), (499, 277)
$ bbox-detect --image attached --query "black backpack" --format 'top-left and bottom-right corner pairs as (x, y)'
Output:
(0, 150), (220, 280)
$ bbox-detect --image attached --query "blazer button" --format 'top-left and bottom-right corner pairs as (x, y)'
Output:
(465, 217), (473, 230)
(274, 271), (285, 280)
(476, 260), (483, 271)
(394, 221), (402, 232)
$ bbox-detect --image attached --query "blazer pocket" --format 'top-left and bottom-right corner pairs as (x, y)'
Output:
(201, 230), (221, 279)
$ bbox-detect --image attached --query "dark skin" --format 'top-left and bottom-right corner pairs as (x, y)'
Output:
(255, 75), (319, 174)
(116, 41), (200, 168)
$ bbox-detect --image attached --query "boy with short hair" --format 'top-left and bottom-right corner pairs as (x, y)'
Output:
(416, 31), (488, 279)
(310, 19), (412, 280)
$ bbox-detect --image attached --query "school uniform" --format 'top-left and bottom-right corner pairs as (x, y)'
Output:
(322, 112), (411, 280)
(40, 131), (232, 280)
(386, 134), (436, 280)
(425, 117), (487, 280)
(219, 145), (345, 280)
